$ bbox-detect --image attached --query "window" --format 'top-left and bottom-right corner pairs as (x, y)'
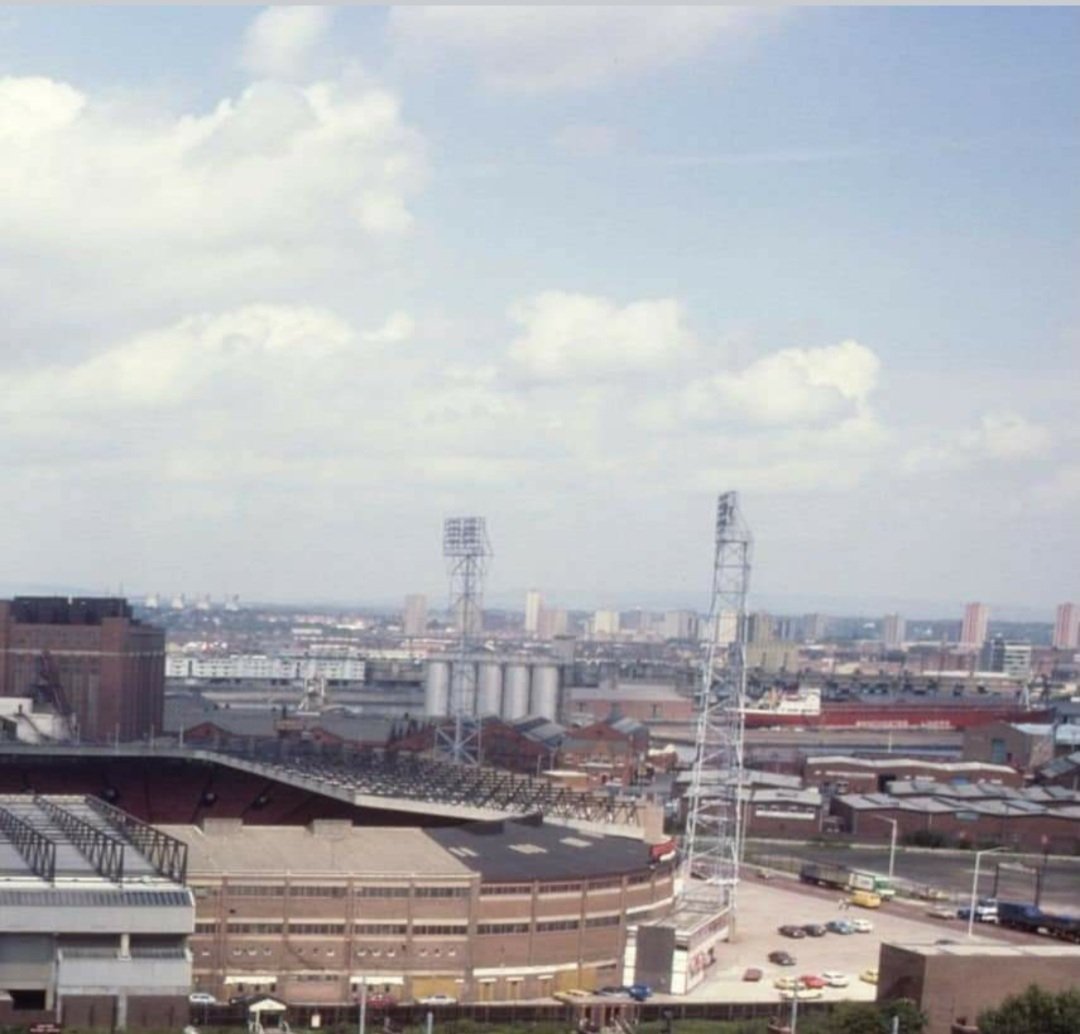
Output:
(227, 923), (284, 935)
(539, 881), (581, 894)
(585, 915), (620, 928)
(414, 886), (469, 898)
(227, 885), (285, 897)
(194, 922), (218, 934)
(288, 922), (346, 935)
(536, 919), (579, 933)
(357, 886), (410, 898)
(354, 924), (408, 936)
(412, 924), (468, 936)
(480, 883), (531, 897)
(291, 885), (347, 898)
(478, 923), (529, 935)
(588, 877), (621, 891)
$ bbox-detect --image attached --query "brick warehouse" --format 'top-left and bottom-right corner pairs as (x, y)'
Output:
(0, 597), (165, 742)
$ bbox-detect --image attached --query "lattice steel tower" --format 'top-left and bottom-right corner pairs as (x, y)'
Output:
(436, 516), (492, 764)
(682, 491), (753, 919)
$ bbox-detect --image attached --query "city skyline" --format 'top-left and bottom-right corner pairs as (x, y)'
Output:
(0, 7), (1076, 608)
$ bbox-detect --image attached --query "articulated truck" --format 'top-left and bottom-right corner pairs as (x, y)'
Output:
(799, 862), (895, 899)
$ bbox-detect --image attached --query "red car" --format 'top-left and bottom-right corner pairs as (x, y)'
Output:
(363, 993), (396, 1010)
(800, 975), (827, 990)
(743, 968), (763, 982)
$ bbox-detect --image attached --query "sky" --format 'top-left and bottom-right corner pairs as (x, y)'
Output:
(0, 6), (1077, 618)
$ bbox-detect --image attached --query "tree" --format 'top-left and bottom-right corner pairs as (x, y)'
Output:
(977, 984), (1080, 1034)
(803, 1000), (925, 1034)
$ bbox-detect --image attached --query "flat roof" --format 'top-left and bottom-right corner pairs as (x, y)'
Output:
(159, 821), (472, 879)
(889, 941), (1080, 959)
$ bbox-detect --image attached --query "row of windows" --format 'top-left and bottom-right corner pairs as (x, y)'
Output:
(477, 923), (529, 935)
(413, 924), (468, 936)
(479, 884), (532, 897)
(536, 919), (580, 933)
(585, 915), (621, 928)
(538, 881), (581, 894)
(203, 884), (466, 898)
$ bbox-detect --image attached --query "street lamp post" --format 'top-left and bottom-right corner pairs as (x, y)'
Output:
(870, 816), (900, 882)
(357, 980), (366, 1034)
(967, 846), (1006, 939)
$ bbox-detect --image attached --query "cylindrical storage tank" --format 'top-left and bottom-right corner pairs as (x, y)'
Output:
(454, 660), (478, 717)
(477, 661), (503, 716)
(531, 663), (560, 722)
(424, 659), (451, 717)
(503, 662), (531, 720)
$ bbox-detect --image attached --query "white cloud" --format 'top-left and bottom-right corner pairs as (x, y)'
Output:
(388, 6), (770, 94)
(362, 311), (415, 345)
(683, 339), (880, 427)
(902, 410), (1053, 473)
(507, 291), (696, 380)
(0, 65), (425, 331)
(240, 6), (334, 81)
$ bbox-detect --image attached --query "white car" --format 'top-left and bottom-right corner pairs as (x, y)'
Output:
(188, 993), (217, 1006)
(822, 971), (850, 988)
(418, 994), (457, 1006)
(850, 918), (874, 933)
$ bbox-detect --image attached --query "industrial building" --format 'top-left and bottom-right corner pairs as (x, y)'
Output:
(0, 794), (193, 1029)
(0, 597), (164, 743)
(878, 941), (1080, 1034)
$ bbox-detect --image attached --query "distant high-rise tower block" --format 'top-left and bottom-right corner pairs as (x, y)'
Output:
(591, 610), (620, 638)
(537, 607), (567, 640)
(403, 594), (428, 637)
(524, 590), (542, 636)
(960, 602), (990, 649)
(747, 611), (774, 644)
(802, 612), (828, 642)
(453, 597), (484, 636)
(1053, 603), (1079, 650)
(663, 610), (700, 641)
(882, 613), (906, 650)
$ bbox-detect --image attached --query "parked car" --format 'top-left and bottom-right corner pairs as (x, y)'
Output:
(189, 993), (217, 1006)
(779, 924), (807, 938)
(781, 987), (824, 1001)
(822, 971), (850, 988)
(768, 950), (796, 966)
(927, 906), (956, 920)
(801, 923), (828, 938)
(742, 968), (763, 983)
(850, 918), (874, 933)
(625, 985), (652, 1002)
(417, 994), (457, 1006)
(826, 919), (855, 935)
(365, 993), (396, 1009)
(860, 969), (879, 985)
(597, 986), (627, 997)
(958, 899), (998, 923)
(773, 976), (799, 990)
(800, 975), (827, 989)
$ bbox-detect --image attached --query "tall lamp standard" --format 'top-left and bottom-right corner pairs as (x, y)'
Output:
(870, 815), (900, 882)
(967, 846), (1007, 939)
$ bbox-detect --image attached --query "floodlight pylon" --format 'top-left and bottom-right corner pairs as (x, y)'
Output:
(437, 516), (492, 765)
(682, 491), (752, 920)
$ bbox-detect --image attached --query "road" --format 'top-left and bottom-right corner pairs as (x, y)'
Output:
(749, 842), (1080, 914)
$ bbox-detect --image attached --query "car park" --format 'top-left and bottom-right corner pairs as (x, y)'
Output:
(822, 971), (850, 988)
(850, 918), (874, 933)
(801, 923), (827, 937)
(779, 924), (806, 938)
(768, 950), (797, 966)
